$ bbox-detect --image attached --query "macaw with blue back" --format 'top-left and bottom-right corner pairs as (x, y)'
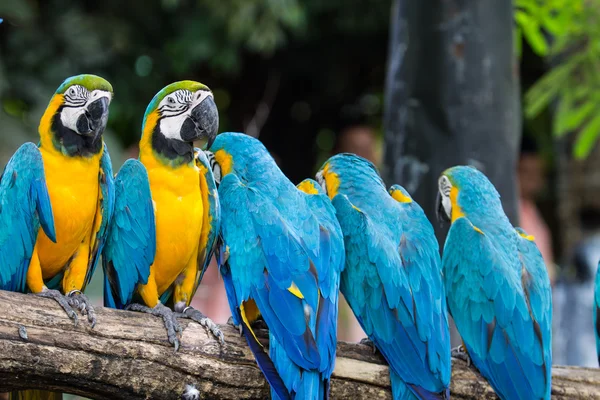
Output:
(316, 153), (451, 400)
(206, 132), (345, 400)
(437, 166), (552, 400)
(594, 261), (600, 365)
(0, 75), (115, 400)
(102, 81), (223, 350)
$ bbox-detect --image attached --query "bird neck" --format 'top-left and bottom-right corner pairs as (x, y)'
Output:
(140, 110), (194, 168)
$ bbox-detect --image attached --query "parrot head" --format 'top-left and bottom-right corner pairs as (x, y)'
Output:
(39, 74), (113, 156)
(141, 81), (218, 164)
(388, 184), (413, 203)
(316, 153), (382, 199)
(436, 165), (503, 224)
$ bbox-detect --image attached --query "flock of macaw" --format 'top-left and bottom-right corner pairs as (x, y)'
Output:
(0, 73), (570, 400)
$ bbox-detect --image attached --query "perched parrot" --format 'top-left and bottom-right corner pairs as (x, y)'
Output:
(437, 166), (552, 400)
(0, 74), (114, 324)
(102, 81), (222, 349)
(207, 132), (344, 400)
(316, 153), (451, 400)
(0, 75), (114, 400)
(595, 261), (600, 365)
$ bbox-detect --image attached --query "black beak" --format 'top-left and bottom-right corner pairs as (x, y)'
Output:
(76, 97), (109, 141)
(436, 191), (450, 225)
(180, 95), (219, 149)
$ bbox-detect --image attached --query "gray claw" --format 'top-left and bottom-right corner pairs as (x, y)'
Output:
(183, 307), (225, 345)
(36, 288), (78, 326)
(68, 292), (96, 328)
(226, 316), (242, 336)
(128, 303), (181, 351)
(451, 345), (471, 367)
(360, 337), (378, 354)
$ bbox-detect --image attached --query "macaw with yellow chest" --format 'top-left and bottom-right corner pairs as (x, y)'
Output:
(316, 153), (451, 400)
(0, 74), (114, 327)
(102, 81), (222, 349)
(437, 166), (552, 400)
(207, 132), (345, 400)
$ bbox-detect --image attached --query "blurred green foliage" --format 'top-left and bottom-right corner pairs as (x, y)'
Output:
(0, 0), (389, 179)
(516, 0), (600, 159)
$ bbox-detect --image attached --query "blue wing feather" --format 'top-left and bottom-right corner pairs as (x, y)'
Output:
(84, 143), (115, 290)
(332, 191), (450, 399)
(595, 261), (600, 365)
(443, 218), (552, 400)
(102, 159), (155, 309)
(0, 143), (55, 292)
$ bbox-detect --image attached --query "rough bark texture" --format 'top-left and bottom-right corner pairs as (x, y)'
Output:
(382, 0), (522, 241)
(0, 290), (598, 399)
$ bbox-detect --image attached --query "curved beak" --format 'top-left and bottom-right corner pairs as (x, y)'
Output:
(436, 191), (450, 225)
(181, 95), (219, 149)
(76, 96), (110, 141)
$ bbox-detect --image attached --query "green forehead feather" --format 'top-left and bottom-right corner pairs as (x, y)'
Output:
(56, 74), (113, 94)
(145, 80), (210, 114)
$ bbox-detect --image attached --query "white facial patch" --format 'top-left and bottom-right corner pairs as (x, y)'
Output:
(438, 175), (452, 219)
(157, 89), (214, 141)
(60, 87), (112, 134)
(315, 170), (327, 193)
(205, 150), (221, 184)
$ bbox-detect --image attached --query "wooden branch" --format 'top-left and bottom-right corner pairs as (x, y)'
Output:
(0, 291), (598, 399)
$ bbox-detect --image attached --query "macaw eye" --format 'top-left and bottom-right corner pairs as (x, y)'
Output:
(167, 97), (175, 104)
(69, 88), (76, 96)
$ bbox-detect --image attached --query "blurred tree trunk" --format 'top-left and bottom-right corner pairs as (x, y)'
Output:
(382, 0), (522, 241)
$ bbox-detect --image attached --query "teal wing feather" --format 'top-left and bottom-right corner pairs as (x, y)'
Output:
(0, 143), (55, 292)
(332, 192), (449, 399)
(83, 143), (115, 290)
(596, 261), (600, 366)
(443, 218), (551, 400)
(102, 159), (155, 309)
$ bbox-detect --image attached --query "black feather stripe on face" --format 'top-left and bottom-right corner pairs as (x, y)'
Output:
(51, 107), (103, 157)
(150, 122), (194, 165)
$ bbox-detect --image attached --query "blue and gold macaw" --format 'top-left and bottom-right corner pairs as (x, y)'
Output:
(102, 81), (222, 349)
(316, 153), (451, 400)
(595, 261), (600, 365)
(208, 132), (344, 400)
(0, 74), (114, 326)
(437, 166), (552, 400)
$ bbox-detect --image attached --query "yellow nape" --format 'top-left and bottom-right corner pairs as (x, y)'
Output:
(473, 226), (485, 235)
(518, 231), (536, 241)
(450, 186), (465, 223)
(287, 282), (304, 299)
(390, 189), (412, 203)
(214, 149), (233, 176)
(240, 299), (262, 344)
(139, 110), (160, 164)
(38, 94), (64, 147)
(322, 163), (340, 199)
(297, 180), (319, 195)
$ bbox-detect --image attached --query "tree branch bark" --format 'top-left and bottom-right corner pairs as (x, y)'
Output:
(0, 290), (597, 399)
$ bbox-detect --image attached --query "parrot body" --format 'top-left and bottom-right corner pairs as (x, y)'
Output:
(595, 261), (600, 365)
(210, 132), (345, 400)
(438, 166), (552, 400)
(1, 75), (115, 400)
(103, 81), (222, 348)
(317, 153), (451, 400)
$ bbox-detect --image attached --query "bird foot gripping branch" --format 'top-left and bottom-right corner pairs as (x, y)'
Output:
(175, 306), (225, 345)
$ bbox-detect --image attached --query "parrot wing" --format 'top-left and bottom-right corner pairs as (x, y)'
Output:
(297, 178), (345, 378)
(443, 217), (550, 400)
(220, 173), (335, 400)
(596, 261), (600, 366)
(83, 143), (115, 290)
(102, 159), (155, 309)
(192, 148), (220, 295)
(0, 143), (55, 292)
(332, 193), (449, 398)
(515, 229), (552, 398)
